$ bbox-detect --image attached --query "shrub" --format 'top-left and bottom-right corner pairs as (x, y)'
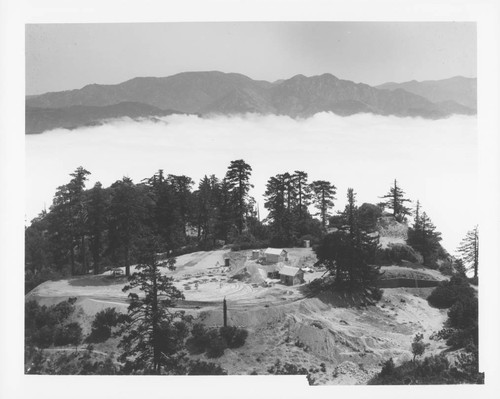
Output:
(53, 322), (83, 346)
(446, 327), (478, 349)
(220, 326), (248, 349)
(186, 323), (210, 354)
(267, 359), (308, 375)
(51, 300), (76, 322)
(411, 333), (426, 361)
(369, 287), (384, 302)
(25, 299), (78, 348)
(32, 325), (54, 348)
(205, 329), (227, 359)
(379, 358), (395, 377)
(187, 360), (227, 375)
(448, 296), (478, 330)
(87, 307), (126, 343)
(427, 276), (475, 309)
(438, 260), (454, 276)
(370, 353), (483, 385)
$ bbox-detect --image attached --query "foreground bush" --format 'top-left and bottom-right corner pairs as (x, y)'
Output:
(187, 360), (227, 375)
(369, 353), (483, 385)
(53, 322), (82, 346)
(267, 359), (316, 385)
(205, 329), (227, 359)
(86, 307), (128, 343)
(25, 298), (81, 348)
(186, 323), (249, 358)
(25, 347), (118, 375)
(219, 326), (248, 349)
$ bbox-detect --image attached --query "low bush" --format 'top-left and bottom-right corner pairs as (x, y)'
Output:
(438, 260), (454, 276)
(187, 360), (227, 375)
(448, 296), (478, 330)
(267, 359), (316, 385)
(185, 323), (210, 354)
(205, 329), (226, 359)
(411, 333), (426, 361)
(267, 359), (308, 375)
(427, 276), (475, 309)
(25, 298), (80, 348)
(369, 353), (483, 385)
(446, 327), (478, 349)
(26, 349), (118, 375)
(219, 326), (248, 349)
(86, 307), (127, 343)
(186, 323), (249, 358)
(53, 322), (83, 346)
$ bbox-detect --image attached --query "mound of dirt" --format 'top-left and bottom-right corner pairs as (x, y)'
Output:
(193, 287), (448, 384)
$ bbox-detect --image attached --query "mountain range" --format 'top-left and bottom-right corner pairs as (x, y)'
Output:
(26, 72), (476, 134)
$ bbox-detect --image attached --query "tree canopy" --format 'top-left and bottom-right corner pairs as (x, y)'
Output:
(457, 226), (479, 278)
(380, 179), (412, 222)
(314, 188), (381, 295)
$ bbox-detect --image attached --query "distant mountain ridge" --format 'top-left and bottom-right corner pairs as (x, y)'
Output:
(26, 71), (476, 134)
(26, 102), (180, 134)
(376, 76), (477, 110)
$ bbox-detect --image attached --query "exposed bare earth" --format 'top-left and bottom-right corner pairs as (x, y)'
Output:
(26, 248), (449, 384)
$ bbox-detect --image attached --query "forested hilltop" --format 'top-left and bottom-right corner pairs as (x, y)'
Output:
(25, 161), (481, 382)
(25, 161), (473, 293)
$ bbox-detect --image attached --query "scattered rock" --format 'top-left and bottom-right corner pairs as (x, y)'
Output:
(311, 321), (324, 329)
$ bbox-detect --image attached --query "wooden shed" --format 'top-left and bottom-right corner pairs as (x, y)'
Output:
(264, 248), (288, 263)
(279, 266), (304, 286)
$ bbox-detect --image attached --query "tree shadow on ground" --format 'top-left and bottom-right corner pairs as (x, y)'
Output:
(69, 275), (128, 287)
(298, 280), (377, 308)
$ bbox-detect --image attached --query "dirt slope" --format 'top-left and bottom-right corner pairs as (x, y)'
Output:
(25, 247), (449, 384)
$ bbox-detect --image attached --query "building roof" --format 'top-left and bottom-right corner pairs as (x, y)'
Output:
(280, 266), (303, 277)
(265, 247), (286, 255)
(263, 262), (285, 273)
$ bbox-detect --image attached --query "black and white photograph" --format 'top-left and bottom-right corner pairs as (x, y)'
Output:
(1, 0), (499, 397)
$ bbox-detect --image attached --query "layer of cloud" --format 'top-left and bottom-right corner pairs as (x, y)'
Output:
(26, 112), (477, 253)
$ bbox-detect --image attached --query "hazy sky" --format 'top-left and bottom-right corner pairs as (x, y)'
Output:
(26, 22), (476, 95)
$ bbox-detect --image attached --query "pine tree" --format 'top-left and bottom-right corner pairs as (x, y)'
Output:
(193, 175), (220, 246)
(264, 173), (296, 246)
(119, 236), (187, 374)
(47, 167), (91, 275)
(380, 179), (412, 222)
(407, 208), (442, 267)
(457, 226), (479, 278)
(225, 159), (253, 235)
(108, 177), (148, 276)
(293, 171), (311, 221)
(310, 180), (337, 229)
(167, 174), (194, 238)
(87, 182), (107, 275)
(314, 188), (380, 294)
